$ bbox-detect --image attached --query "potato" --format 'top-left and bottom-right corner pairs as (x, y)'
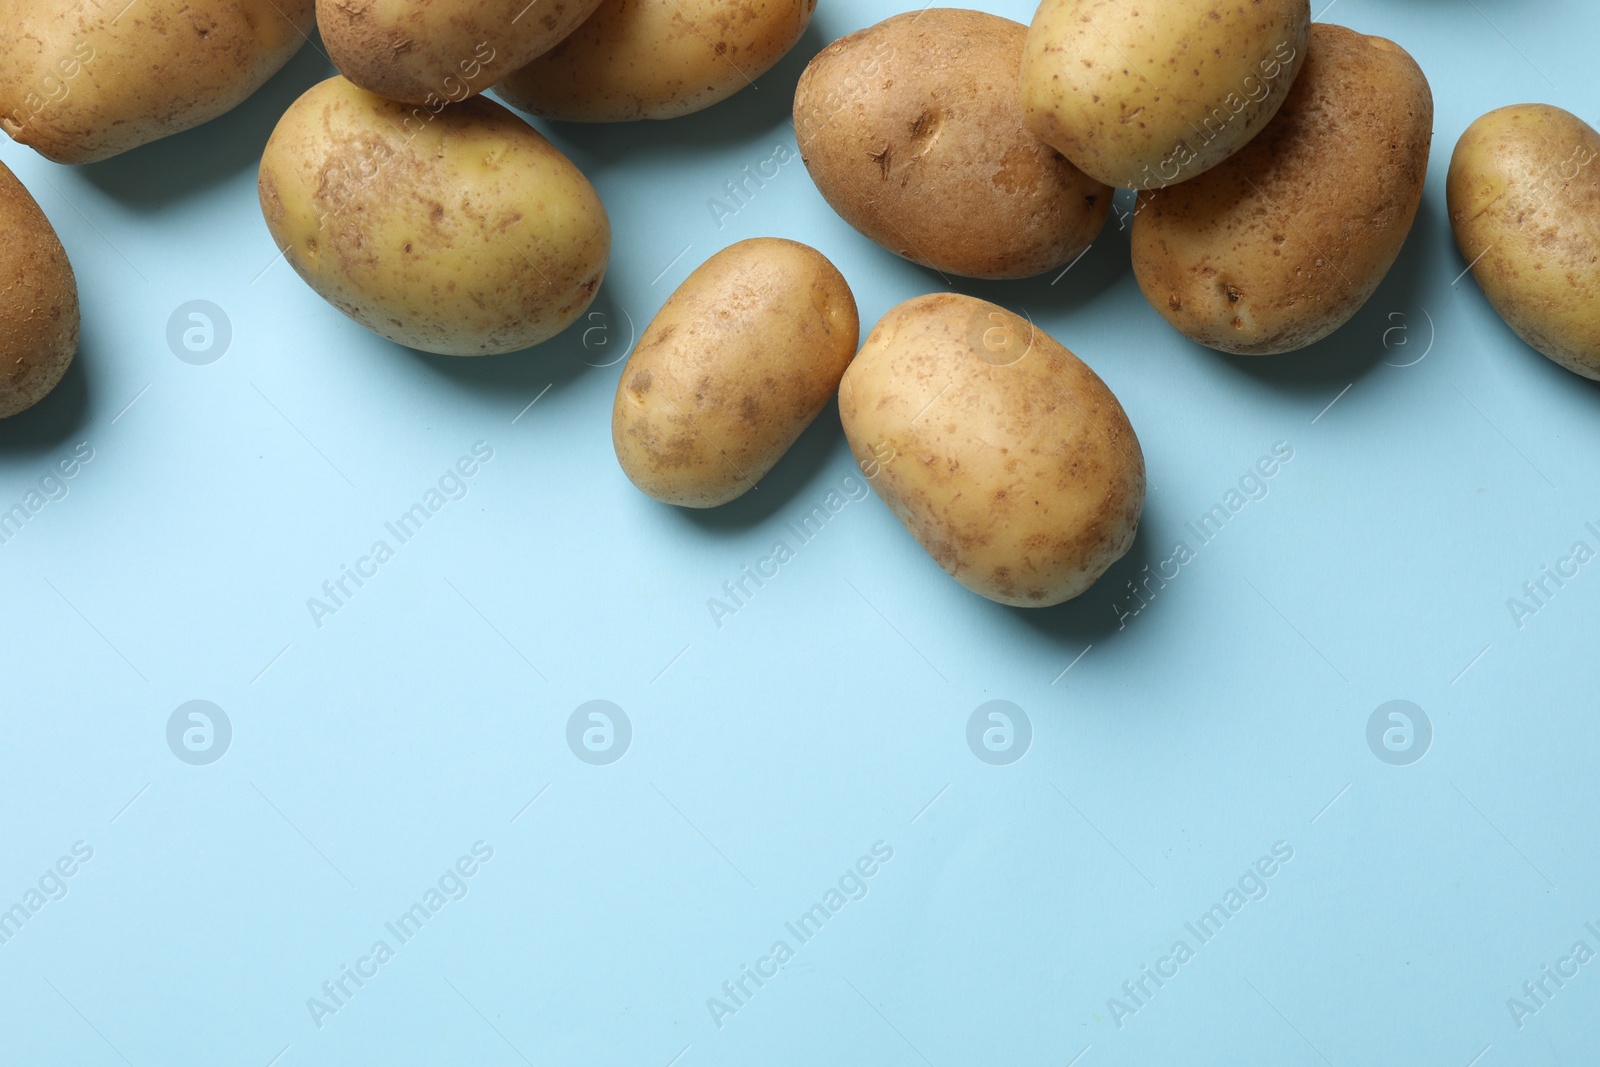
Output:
(0, 163), (77, 419)
(320, 0), (602, 106)
(1448, 105), (1600, 381)
(1020, 0), (1309, 189)
(793, 9), (1111, 280)
(0, 0), (312, 164)
(494, 0), (815, 122)
(258, 76), (610, 357)
(612, 238), (857, 508)
(839, 294), (1144, 607)
(1130, 24), (1432, 355)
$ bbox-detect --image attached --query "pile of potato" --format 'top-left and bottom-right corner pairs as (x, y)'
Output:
(1, 0), (1596, 608)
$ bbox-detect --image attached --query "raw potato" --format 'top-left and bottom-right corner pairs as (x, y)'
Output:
(320, 0), (603, 106)
(613, 238), (858, 507)
(1021, 0), (1310, 189)
(0, 0), (313, 164)
(494, 0), (815, 122)
(793, 9), (1112, 280)
(258, 77), (610, 356)
(1130, 24), (1432, 355)
(0, 163), (78, 418)
(839, 294), (1144, 608)
(1448, 104), (1600, 381)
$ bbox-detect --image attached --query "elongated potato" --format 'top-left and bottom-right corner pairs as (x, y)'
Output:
(494, 0), (815, 122)
(613, 239), (858, 508)
(319, 0), (602, 106)
(794, 9), (1112, 280)
(0, 0), (313, 164)
(258, 77), (609, 356)
(0, 163), (78, 418)
(1130, 24), (1432, 355)
(839, 294), (1144, 607)
(1448, 104), (1600, 381)
(1021, 0), (1310, 189)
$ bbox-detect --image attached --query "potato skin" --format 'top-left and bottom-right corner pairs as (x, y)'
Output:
(839, 294), (1144, 608)
(0, 0), (313, 164)
(258, 77), (610, 357)
(0, 163), (77, 419)
(793, 9), (1111, 280)
(1448, 104), (1600, 381)
(613, 239), (858, 508)
(1021, 0), (1310, 189)
(1130, 24), (1433, 355)
(319, 0), (602, 106)
(494, 0), (815, 122)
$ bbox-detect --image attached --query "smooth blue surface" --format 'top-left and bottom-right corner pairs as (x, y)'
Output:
(2, 1), (1597, 1063)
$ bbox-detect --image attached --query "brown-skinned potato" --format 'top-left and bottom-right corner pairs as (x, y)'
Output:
(1020, 0), (1311, 190)
(494, 0), (816, 122)
(1448, 104), (1600, 381)
(258, 76), (610, 356)
(318, 0), (603, 106)
(793, 8), (1112, 280)
(0, 0), (313, 164)
(613, 238), (858, 508)
(839, 294), (1144, 607)
(1130, 24), (1433, 356)
(0, 162), (78, 419)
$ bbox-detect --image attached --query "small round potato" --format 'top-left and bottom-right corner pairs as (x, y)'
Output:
(613, 239), (858, 508)
(0, 0), (314, 164)
(1130, 24), (1432, 355)
(494, 0), (816, 122)
(1020, 0), (1310, 189)
(793, 9), (1112, 280)
(1448, 104), (1600, 381)
(839, 294), (1144, 608)
(319, 0), (602, 106)
(0, 162), (78, 419)
(258, 77), (610, 356)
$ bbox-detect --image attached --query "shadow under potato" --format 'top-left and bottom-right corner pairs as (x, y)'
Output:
(399, 306), (602, 400)
(997, 524), (1159, 645)
(80, 39), (333, 212)
(0, 350), (90, 454)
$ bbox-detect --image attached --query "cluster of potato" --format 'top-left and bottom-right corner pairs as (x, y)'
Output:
(1, 0), (1597, 606)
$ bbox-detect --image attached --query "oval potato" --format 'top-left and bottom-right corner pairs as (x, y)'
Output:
(319, 0), (603, 106)
(1448, 104), (1600, 381)
(0, 162), (78, 419)
(258, 76), (610, 356)
(1020, 0), (1310, 189)
(793, 8), (1112, 280)
(839, 294), (1144, 607)
(1130, 24), (1432, 355)
(0, 0), (313, 164)
(613, 238), (858, 507)
(494, 0), (815, 122)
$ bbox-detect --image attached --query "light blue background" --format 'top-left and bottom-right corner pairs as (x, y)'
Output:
(2, 0), (1597, 1063)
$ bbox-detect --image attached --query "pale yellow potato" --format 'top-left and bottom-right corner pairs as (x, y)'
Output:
(0, 162), (77, 419)
(1020, 0), (1309, 189)
(1448, 104), (1600, 381)
(613, 238), (858, 507)
(838, 294), (1144, 608)
(0, 0), (313, 164)
(1131, 24), (1432, 355)
(320, 0), (602, 106)
(258, 76), (610, 357)
(793, 9), (1112, 280)
(494, 0), (816, 122)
